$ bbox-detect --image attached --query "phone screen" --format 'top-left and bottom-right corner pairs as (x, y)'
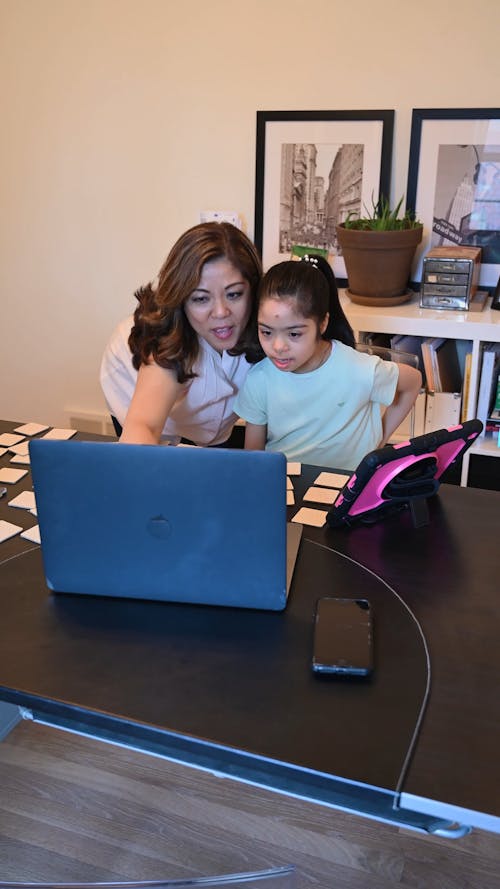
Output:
(312, 597), (373, 677)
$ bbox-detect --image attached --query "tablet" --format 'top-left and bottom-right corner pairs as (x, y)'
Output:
(326, 419), (483, 528)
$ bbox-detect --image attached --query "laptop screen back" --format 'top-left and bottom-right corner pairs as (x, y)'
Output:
(29, 440), (293, 611)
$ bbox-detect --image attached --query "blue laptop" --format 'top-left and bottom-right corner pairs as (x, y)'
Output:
(29, 440), (302, 610)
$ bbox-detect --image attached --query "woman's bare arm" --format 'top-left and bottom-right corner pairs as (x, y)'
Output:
(119, 362), (181, 444)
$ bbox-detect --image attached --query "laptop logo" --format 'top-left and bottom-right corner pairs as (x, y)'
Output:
(147, 515), (171, 539)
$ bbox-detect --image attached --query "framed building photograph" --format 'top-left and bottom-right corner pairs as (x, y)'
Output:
(406, 108), (500, 288)
(254, 110), (394, 279)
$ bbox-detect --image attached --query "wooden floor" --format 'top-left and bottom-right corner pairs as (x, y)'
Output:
(0, 719), (499, 888)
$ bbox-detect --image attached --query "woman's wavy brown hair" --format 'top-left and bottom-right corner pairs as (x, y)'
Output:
(128, 222), (263, 382)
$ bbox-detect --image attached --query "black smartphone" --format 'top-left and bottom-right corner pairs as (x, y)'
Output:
(312, 597), (373, 677)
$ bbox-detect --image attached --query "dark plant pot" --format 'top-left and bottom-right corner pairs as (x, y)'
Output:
(336, 224), (423, 306)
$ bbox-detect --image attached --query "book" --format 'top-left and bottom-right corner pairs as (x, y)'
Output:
(493, 372), (500, 413)
(476, 344), (500, 434)
(421, 338), (462, 394)
(433, 339), (462, 393)
(421, 338), (438, 392)
(485, 410), (500, 447)
(486, 372), (500, 445)
(461, 351), (473, 423)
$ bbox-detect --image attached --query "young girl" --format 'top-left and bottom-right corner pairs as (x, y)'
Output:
(234, 256), (422, 471)
(100, 222), (262, 446)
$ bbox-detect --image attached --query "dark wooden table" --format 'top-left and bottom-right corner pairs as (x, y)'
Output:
(0, 420), (498, 836)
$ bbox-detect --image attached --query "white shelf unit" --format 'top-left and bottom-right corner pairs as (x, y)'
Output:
(340, 291), (500, 486)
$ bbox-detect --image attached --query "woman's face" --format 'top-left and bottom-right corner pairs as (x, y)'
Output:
(184, 257), (252, 353)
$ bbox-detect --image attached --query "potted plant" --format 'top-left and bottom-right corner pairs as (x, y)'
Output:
(336, 196), (423, 306)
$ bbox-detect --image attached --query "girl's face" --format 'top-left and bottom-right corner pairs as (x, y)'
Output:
(184, 257), (252, 353)
(258, 296), (329, 374)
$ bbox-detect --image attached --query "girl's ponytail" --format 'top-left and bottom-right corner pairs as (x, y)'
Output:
(301, 255), (355, 348)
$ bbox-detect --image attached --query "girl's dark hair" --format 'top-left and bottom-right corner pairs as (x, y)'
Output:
(256, 256), (355, 348)
(128, 222), (263, 382)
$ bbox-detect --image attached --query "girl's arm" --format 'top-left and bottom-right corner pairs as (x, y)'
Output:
(380, 364), (422, 447)
(119, 362), (182, 444)
(244, 422), (267, 451)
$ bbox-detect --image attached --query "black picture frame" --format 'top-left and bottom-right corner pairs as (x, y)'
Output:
(406, 108), (500, 288)
(254, 109), (394, 280)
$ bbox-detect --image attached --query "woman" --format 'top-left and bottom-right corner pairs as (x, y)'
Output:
(100, 222), (262, 445)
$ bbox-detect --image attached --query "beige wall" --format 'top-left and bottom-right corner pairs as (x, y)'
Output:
(0, 0), (498, 427)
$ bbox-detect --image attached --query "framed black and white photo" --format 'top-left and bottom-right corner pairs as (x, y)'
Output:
(406, 108), (500, 288)
(254, 110), (394, 279)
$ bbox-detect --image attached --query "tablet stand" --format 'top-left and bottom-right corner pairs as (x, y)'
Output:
(408, 495), (431, 529)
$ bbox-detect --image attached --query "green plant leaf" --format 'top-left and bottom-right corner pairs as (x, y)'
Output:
(341, 194), (421, 231)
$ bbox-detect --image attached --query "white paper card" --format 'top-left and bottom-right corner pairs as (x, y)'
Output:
(286, 477), (293, 490)
(8, 491), (36, 510)
(41, 428), (77, 440)
(0, 519), (23, 543)
(10, 454), (30, 464)
(0, 447), (7, 457)
(14, 422), (49, 436)
(314, 471), (350, 489)
(291, 507), (328, 528)
(0, 433), (25, 447)
(303, 486), (339, 505)
(30, 507), (38, 516)
(20, 524), (41, 544)
(287, 462), (301, 476)
(8, 441), (30, 456)
(286, 490), (295, 506)
(0, 468), (28, 484)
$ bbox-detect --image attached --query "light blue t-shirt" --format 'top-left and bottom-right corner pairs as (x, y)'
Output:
(234, 341), (399, 470)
